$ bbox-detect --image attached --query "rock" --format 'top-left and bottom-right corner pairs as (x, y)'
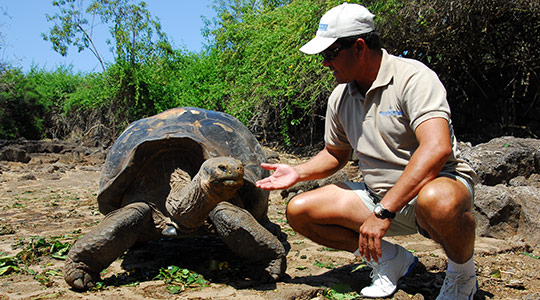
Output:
(19, 173), (37, 181)
(459, 136), (540, 186)
(534, 148), (540, 172)
(265, 149), (280, 164)
(473, 184), (521, 240)
(522, 292), (540, 300)
(0, 147), (31, 163)
(464, 137), (540, 248)
(514, 186), (540, 248)
(281, 169), (350, 201)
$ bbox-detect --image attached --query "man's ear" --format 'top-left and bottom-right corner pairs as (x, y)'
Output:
(355, 38), (366, 53)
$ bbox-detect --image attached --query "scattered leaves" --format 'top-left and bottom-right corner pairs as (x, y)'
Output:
(523, 252), (540, 259)
(154, 265), (208, 294)
(313, 260), (339, 269)
(325, 283), (359, 300)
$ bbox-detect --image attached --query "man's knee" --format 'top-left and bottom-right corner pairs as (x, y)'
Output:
(286, 194), (307, 219)
(286, 191), (317, 228)
(416, 180), (470, 222)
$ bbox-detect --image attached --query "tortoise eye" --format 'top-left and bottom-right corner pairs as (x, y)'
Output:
(218, 165), (228, 172)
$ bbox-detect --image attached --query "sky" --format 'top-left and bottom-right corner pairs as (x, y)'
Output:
(0, 0), (217, 73)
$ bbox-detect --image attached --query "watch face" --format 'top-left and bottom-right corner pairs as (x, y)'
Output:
(374, 205), (383, 215)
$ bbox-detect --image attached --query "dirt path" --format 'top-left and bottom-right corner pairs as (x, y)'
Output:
(0, 149), (539, 299)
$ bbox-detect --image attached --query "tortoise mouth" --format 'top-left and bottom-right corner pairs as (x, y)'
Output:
(213, 177), (244, 189)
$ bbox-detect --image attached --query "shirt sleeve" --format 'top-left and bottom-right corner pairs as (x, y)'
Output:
(324, 84), (352, 149)
(402, 65), (451, 130)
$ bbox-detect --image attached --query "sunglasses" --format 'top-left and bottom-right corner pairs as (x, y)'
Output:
(320, 44), (353, 61)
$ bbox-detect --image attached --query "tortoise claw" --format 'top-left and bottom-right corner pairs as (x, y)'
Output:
(64, 258), (100, 290)
(162, 225), (178, 236)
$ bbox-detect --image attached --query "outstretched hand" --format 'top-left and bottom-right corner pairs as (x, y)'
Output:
(255, 163), (299, 190)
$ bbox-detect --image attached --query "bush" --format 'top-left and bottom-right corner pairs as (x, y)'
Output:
(26, 66), (85, 139)
(0, 68), (45, 140)
(377, 0), (540, 142)
(207, 0), (346, 145)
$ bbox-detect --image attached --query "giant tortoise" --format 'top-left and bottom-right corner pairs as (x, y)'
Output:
(64, 107), (288, 290)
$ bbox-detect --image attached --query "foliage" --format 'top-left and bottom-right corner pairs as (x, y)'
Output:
(26, 66), (85, 139)
(0, 68), (46, 139)
(523, 252), (540, 260)
(43, 0), (108, 72)
(324, 283), (358, 300)
(34, 269), (63, 287)
(0, 65), (84, 140)
(43, 0), (169, 72)
(0, 255), (21, 276)
(0, 235), (72, 281)
(43, 0), (174, 140)
(3, 0), (539, 145)
(206, 0), (342, 144)
(154, 265), (208, 294)
(313, 259), (339, 269)
(62, 49), (228, 139)
(14, 236), (72, 265)
(377, 0), (540, 142)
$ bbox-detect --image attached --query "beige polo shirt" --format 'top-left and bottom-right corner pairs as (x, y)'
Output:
(325, 49), (476, 196)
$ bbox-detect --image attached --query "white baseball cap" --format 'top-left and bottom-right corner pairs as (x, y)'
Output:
(299, 3), (375, 54)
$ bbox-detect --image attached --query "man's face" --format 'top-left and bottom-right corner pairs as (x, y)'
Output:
(321, 43), (357, 84)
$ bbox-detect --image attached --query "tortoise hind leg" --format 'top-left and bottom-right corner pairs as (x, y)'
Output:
(208, 202), (288, 282)
(64, 202), (153, 290)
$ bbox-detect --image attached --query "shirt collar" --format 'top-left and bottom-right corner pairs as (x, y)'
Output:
(346, 48), (393, 99)
(370, 49), (393, 90)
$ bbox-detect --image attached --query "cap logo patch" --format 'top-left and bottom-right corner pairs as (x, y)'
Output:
(318, 23), (329, 31)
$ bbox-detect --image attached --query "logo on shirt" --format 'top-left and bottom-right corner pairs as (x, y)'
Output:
(379, 106), (403, 116)
(318, 23), (329, 31)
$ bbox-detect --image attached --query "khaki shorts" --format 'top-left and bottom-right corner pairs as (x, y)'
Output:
(344, 173), (475, 237)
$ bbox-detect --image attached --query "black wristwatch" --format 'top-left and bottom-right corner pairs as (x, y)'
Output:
(373, 203), (396, 219)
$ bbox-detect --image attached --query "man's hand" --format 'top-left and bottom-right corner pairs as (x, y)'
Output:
(255, 163), (299, 190)
(358, 214), (392, 262)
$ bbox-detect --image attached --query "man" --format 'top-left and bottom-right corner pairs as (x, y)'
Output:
(255, 3), (478, 299)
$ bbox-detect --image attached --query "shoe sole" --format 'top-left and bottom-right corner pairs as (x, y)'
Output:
(359, 255), (419, 298)
(468, 279), (479, 300)
(403, 256), (418, 277)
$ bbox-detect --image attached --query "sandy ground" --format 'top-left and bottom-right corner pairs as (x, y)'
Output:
(0, 148), (539, 300)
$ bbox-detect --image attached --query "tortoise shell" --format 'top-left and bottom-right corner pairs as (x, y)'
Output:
(97, 107), (269, 216)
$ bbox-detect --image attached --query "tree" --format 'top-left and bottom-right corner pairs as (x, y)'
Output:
(42, 0), (172, 139)
(202, 0), (335, 144)
(42, 0), (170, 73)
(377, 0), (540, 142)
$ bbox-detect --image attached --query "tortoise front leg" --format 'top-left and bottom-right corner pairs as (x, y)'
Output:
(64, 202), (153, 290)
(208, 202), (288, 282)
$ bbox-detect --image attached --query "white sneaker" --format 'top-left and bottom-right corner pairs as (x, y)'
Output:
(360, 245), (418, 298)
(436, 271), (478, 300)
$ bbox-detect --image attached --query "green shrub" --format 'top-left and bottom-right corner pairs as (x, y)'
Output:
(0, 68), (45, 140)
(377, 0), (540, 142)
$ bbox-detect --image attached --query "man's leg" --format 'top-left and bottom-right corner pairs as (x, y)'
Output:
(285, 182), (370, 252)
(287, 182), (417, 298)
(415, 176), (475, 263)
(415, 176), (477, 299)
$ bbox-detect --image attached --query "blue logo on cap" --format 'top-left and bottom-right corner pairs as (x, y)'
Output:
(319, 23), (329, 31)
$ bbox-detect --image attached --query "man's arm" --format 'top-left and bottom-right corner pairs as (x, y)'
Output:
(380, 117), (452, 213)
(256, 146), (352, 190)
(358, 117), (452, 261)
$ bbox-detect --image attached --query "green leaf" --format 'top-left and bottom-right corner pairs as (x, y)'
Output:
(489, 269), (501, 278)
(523, 252), (540, 259)
(313, 260), (338, 269)
(0, 265), (20, 276)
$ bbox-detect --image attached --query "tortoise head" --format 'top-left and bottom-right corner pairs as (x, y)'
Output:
(164, 156), (245, 233)
(199, 157), (245, 200)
